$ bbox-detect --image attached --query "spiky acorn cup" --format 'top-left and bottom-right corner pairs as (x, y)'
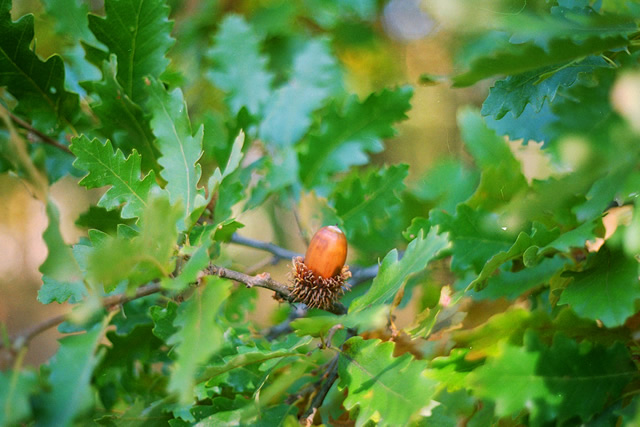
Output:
(290, 226), (351, 310)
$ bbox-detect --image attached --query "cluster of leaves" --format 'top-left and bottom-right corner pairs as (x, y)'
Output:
(1, 0), (640, 425)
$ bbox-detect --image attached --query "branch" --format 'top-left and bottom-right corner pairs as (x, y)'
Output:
(302, 356), (339, 426)
(207, 265), (347, 315)
(230, 233), (302, 260)
(1, 264), (347, 353)
(230, 232), (380, 285)
(2, 106), (73, 155)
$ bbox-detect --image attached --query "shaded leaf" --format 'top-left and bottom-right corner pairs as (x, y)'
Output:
(167, 277), (231, 403)
(0, 370), (37, 426)
(259, 39), (342, 146)
(36, 321), (107, 427)
(559, 249), (640, 327)
(88, 0), (173, 104)
(338, 337), (438, 426)
(299, 86), (412, 188)
(208, 15), (273, 115)
(0, 0), (78, 128)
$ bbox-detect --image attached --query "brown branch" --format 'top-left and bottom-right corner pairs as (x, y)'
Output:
(302, 356), (339, 425)
(3, 106), (73, 155)
(1, 264), (347, 353)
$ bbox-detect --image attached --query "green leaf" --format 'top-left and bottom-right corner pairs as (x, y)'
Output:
(523, 218), (603, 267)
(38, 276), (87, 304)
(40, 200), (82, 281)
(162, 245), (210, 291)
(41, 0), (95, 42)
(87, 193), (182, 291)
(334, 164), (408, 238)
(0, 0), (79, 128)
(201, 335), (313, 386)
(88, 0), (173, 104)
(0, 370), (37, 426)
(559, 249), (640, 328)
(430, 204), (513, 273)
(259, 39), (342, 146)
(291, 305), (387, 338)
(467, 332), (634, 425)
(150, 300), (178, 342)
(481, 56), (609, 120)
(299, 86), (413, 188)
(350, 228), (450, 313)
(208, 15), (273, 115)
(458, 108), (527, 210)
(470, 223), (559, 291)
(147, 78), (204, 220)
(70, 135), (158, 220)
(411, 158), (479, 213)
(338, 337), (438, 426)
(168, 277), (232, 403)
(82, 57), (159, 172)
(452, 12), (633, 87)
(37, 321), (107, 427)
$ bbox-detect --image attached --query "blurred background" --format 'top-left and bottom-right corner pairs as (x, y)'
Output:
(2, 0), (541, 367)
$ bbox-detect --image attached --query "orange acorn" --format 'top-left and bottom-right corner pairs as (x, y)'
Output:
(290, 226), (351, 309)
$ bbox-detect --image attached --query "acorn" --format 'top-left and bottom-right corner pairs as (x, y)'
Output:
(290, 226), (351, 310)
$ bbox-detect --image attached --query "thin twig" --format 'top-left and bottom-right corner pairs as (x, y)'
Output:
(302, 356), (339, 425)
(1, 264), (347, 353)
(230, 233), (302, 260)
(2, 106), (73, 154)
(230, 233), (380, 285)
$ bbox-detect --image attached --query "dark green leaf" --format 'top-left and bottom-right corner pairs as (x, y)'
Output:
(0, 0), (79, 128)
(299, 86), (412, 188)
(88, 0), (173, 104)
(167, 277), (231, 403)
(559, 249), (640, 327)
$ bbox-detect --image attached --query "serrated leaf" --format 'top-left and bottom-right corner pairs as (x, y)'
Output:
(38, 276), (87, 304)
(299, 86), (412, 188)
(0, 0), (79, 128)
(87, 193), (181, 291)
(70, 135), (158, 220)
(88, 0), (173, 104)
(150, 301), (178, 342)
(559, 249), (640, 327)
(338, 337), (438, 427)
(430, 204), (513, 273)
(208, 15), (273, 115)
(168, 277), (231, 403)
(291, 305), (387, 338)
(259, 39), (342, 146)
(471, 223), (559, 291)
(147, 78), (204, 220)
(37, 321), (107, 427)
(523, 218), (602, 266)
(350, 228), (450, 313)
(40, 200), (82, 282)
(452, 12), (633, 87)
(82, 56), (159, 172)
(0, 370), (37, 426)
(482, 56), (609, 120)
(467, 332), (634, 425)
(484, 101), (556, 143)
(201, 336), (313, 386)
(333, 164), (408, 237)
